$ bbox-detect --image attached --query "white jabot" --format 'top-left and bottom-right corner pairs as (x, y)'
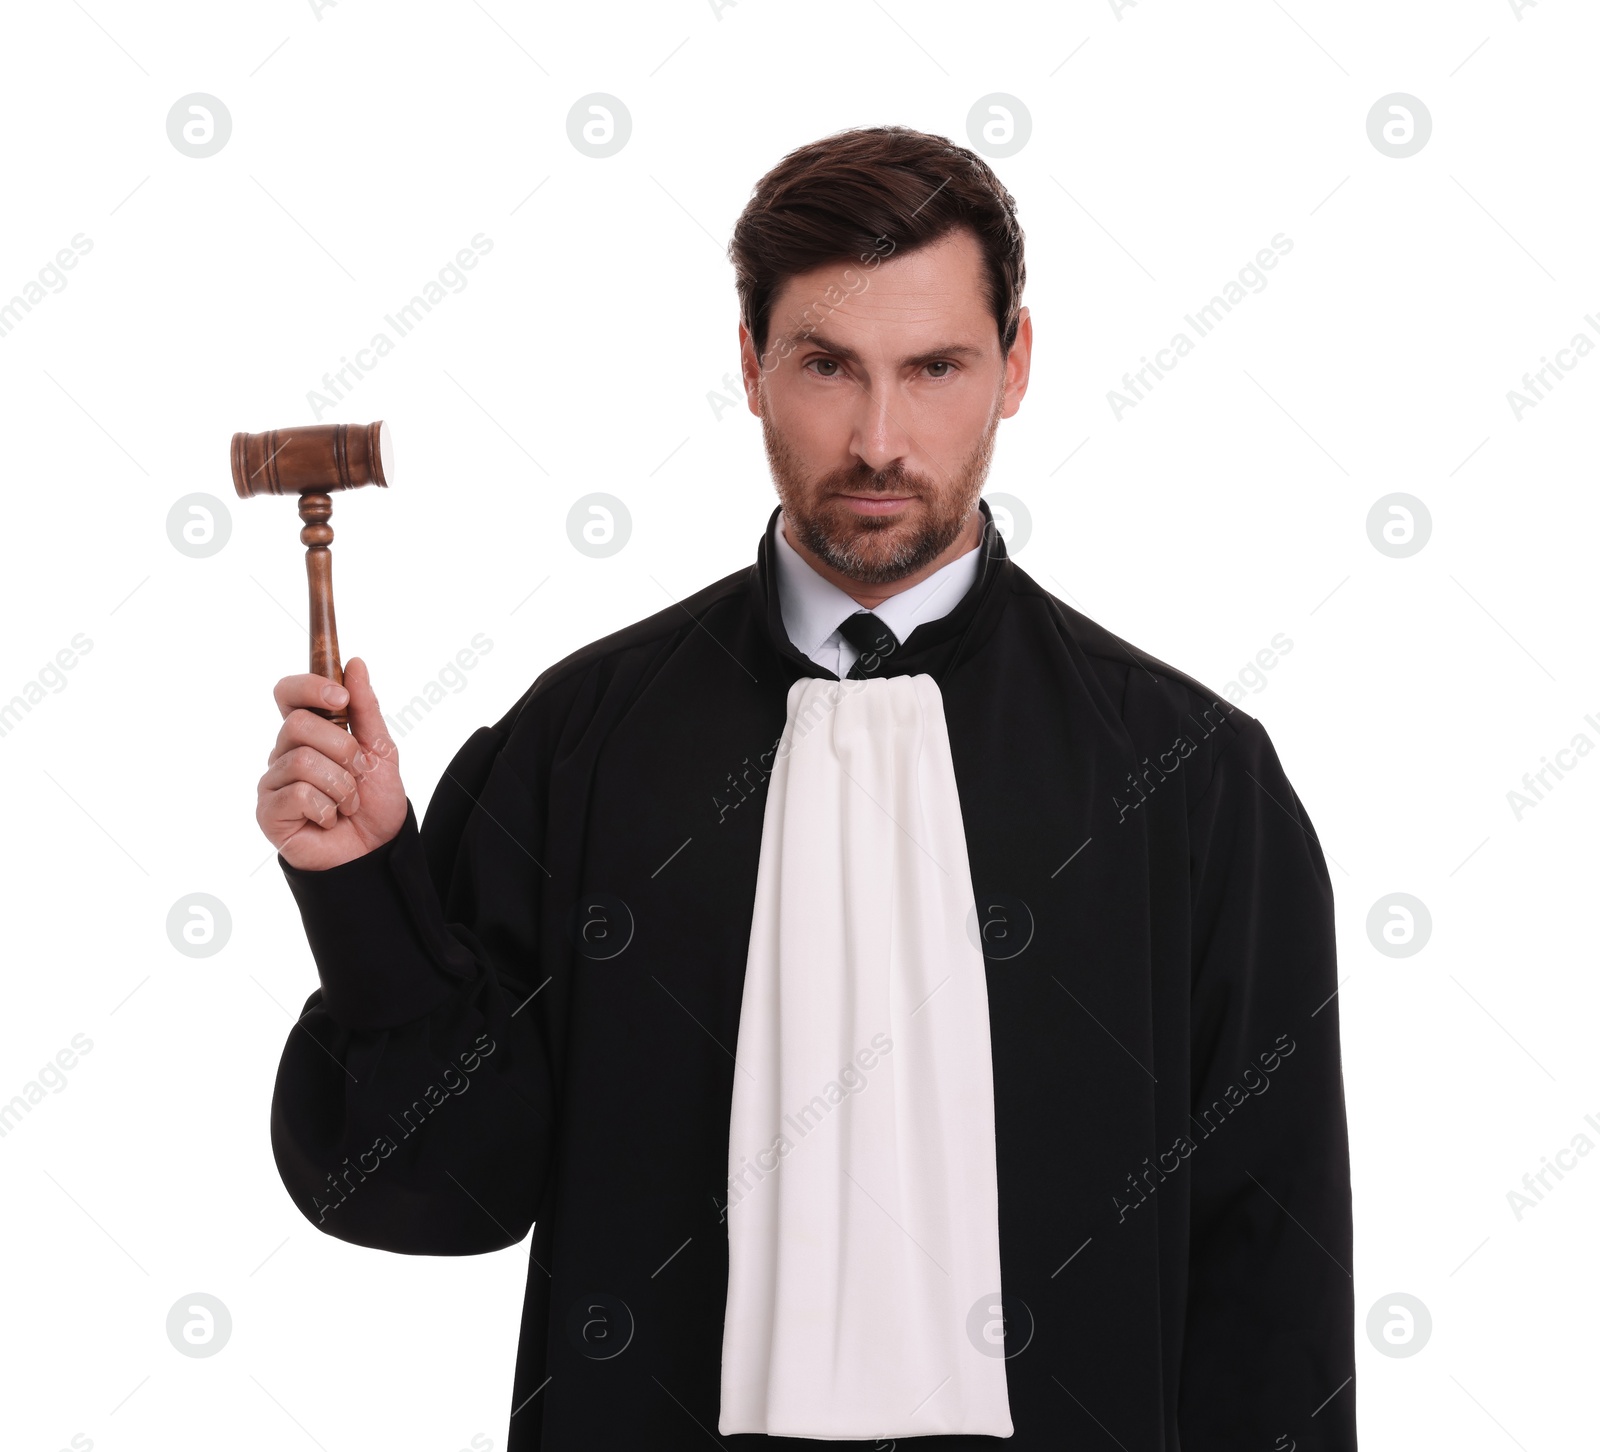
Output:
(772, 509), (983, 676)
(718, 673), (1013, 1439)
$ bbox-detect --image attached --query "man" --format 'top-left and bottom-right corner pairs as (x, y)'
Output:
(261, 126), (1356, 1449)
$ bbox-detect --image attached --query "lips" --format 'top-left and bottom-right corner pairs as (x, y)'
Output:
(837, 493), (915, 515)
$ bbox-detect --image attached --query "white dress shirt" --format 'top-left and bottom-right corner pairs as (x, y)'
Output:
(772, 509), (983, 677)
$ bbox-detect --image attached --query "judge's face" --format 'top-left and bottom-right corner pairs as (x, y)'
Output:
(740, 226), (1032, 585)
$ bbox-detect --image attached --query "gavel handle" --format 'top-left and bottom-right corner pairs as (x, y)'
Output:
(299, 492), (350, 731)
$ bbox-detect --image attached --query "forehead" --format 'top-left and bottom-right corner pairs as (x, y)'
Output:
(767, 227), (992, 346)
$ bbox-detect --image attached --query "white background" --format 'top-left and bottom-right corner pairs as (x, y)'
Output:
(1, 1), (1595, 1448)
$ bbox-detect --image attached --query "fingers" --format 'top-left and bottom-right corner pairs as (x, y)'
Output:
(268, 704), (369, 773)
(341, 657), (396, 763)
(274, 672), (350, 720)
(258, 779), (343, 835)
(259, 745), (362, 816)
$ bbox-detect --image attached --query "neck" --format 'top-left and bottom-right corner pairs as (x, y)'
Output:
(781, 508), (983, 610)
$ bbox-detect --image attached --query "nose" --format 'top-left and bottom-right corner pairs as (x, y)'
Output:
(847, 371), (917, 479)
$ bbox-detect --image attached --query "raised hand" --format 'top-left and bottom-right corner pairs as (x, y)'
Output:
(256, 656), (407, 870)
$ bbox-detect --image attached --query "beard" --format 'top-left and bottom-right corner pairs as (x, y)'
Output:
(759, 382), (1004, 586)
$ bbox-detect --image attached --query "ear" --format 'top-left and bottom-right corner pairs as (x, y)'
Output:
(1000, 306), (1033, 420)
(738, 323), (763, 416)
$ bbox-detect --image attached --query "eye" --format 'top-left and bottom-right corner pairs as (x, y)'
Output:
(806, 357), (842, 377)
(925, 360), (954, 378)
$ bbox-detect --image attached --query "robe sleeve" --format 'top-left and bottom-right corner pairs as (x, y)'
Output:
(1178, 715), (1357, 1448)
(268, 721), (555, 1256)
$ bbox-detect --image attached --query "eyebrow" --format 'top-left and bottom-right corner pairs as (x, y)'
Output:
(781, 331), (986, 368)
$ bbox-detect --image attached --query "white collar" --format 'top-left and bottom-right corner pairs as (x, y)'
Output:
(773, 509), (983, 658)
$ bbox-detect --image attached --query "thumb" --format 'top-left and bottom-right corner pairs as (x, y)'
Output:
(342, 657), (393, 759)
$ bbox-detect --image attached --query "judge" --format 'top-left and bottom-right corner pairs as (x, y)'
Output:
(261, 125), (1356, 1449)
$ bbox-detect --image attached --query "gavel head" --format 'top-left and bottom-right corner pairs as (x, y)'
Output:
(230, 420), (393, 499)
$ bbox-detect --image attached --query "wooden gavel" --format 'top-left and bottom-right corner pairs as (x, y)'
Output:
(231, 420), (391, 730)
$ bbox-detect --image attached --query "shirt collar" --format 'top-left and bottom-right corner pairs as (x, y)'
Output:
(773, 509), (985, 657)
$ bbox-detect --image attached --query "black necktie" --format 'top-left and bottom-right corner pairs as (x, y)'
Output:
(837, 611), (899, 679)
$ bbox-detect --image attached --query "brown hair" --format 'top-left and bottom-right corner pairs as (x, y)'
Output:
(729, 125), (1026, 370)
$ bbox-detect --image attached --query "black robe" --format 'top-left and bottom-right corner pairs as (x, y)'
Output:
(270, 498), (1357, 1450)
